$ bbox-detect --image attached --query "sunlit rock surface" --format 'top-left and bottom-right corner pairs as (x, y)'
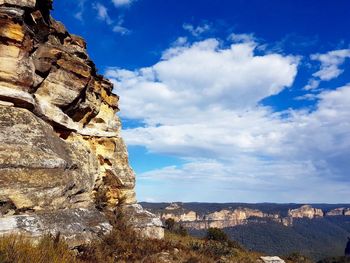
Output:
(123, 204), (164, 240)
(326, 207), (350, 216)
(287, 205), (323, 219)
(148, 203), (348, 230)
(0, 0), (163, 245)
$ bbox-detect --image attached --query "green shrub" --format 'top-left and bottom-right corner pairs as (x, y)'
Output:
(175, 225), (188, 236)
(202, 240), (235, 258)
(164, 219), (188, 236)
(164, 218), (176, 231)
(206, 227), (229, 242)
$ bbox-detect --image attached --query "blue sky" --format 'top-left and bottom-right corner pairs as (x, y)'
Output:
(53, 0), (350, 203)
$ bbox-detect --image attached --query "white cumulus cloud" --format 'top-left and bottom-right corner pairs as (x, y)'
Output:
(107, 39), (298, 121)
(106, 37), (350, 202)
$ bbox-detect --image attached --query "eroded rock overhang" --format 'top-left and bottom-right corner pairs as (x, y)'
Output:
(0, 0), (163, 244)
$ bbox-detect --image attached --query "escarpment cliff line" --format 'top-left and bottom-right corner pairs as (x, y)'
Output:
(0, 0), (163, 244)
(151, 203), (346, 230)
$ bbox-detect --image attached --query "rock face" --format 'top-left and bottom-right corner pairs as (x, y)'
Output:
(150, 203), (348, 230)
(287, 205), (323, 219)
(203, 208), (264, 228)
(0, 208), (112, 247)
(326, 208), (350, 216)
(0, 0), (163, 244)
(162, 210), (198, 222)
(159, 206), (267, 230)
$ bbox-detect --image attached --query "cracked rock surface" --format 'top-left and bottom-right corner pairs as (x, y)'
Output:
(0, 0), (163, 244)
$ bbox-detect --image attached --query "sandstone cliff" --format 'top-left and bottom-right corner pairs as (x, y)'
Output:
(0, 0), (163, 245)
(158, 205), (270, 229)
(151, 203), (348, 230)
(287, 205), (323, 219)
(326, 207), (350, 216)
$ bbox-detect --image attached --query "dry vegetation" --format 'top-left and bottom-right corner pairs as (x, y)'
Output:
(0, 210), (316, 263)
(78, 211), (262, 262)
(0, 211), (262, 263)
(0, 232), (259, 263)
(0, 234), (80, 263)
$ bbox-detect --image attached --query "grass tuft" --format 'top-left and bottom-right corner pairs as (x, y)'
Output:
(0, 234), (80, 263)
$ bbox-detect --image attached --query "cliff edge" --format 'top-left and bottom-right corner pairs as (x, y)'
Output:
(0, 0), (163, 245)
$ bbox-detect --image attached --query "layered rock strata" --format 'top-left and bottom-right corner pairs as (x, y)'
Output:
(287, 205), (323, 219)
(153, 204), (347, 230)
(0, 0), (163, 244)
(326, 207), (350, 216)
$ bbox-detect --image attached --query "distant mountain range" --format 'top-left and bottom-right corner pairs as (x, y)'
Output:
(141, 202), (350, 261)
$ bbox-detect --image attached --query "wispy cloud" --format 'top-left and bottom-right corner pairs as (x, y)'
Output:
(113, 25), (130, 35)
(183, 23), (211, 37)
(304, 48), (350, 90)
(228, 33), (255, 43)
(304, 79), (321, 91)
(93, 2), (113, 25)
(113, 17), (130, 35)
(91, 2), (131, 35)
(112, 0), (134, 7)
(268, 33), (319, 54)
(74, 0), (87, 21)
(312, 49), (350, 80)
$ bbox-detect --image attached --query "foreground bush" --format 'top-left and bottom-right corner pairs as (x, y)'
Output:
(164, 218), (176, 231)
(206, 227), (229, 242)
(164, 218), (188, 236)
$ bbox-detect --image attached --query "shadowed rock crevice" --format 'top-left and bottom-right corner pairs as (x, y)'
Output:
(0, 0), (164, 244)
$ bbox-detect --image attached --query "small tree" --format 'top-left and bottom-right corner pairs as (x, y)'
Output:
(176, 224), (188, 236)
(164, 218), (176, 231)
(206, 228), (228, 243)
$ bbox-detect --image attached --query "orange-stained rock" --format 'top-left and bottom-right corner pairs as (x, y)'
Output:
(0, 19), (24, 42)
(57, 53), (91, 79)
(101, 88), (119, 108)
(0, 0), (163, 244)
